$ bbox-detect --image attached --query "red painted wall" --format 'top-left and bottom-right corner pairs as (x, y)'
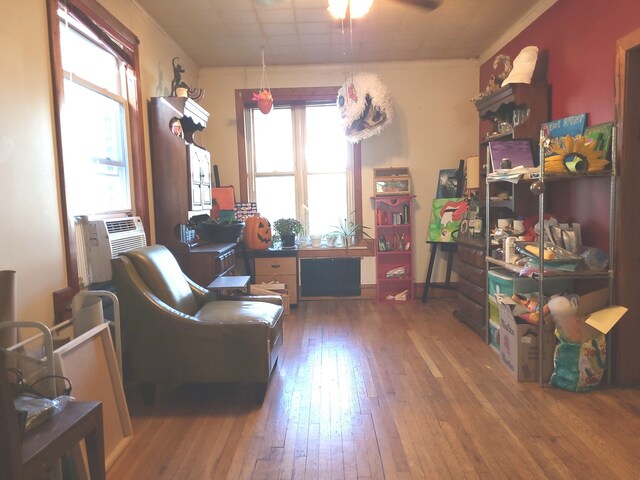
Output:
(480, 0), (640, 249)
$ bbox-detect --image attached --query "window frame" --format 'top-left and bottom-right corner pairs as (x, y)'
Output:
(234, 87), (364, 241)
(47, 0), (149, 290)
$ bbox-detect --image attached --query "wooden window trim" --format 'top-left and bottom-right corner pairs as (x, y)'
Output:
(46, 0), (149, 290)
(234, 87), (364, 234)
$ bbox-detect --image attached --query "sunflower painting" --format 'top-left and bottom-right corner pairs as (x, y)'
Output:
(544, 134), (609, 174)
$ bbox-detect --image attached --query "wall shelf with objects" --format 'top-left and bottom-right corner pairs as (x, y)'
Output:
(374, 195), (414, 302)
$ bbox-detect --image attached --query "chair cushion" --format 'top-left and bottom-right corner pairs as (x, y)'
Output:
(194, 300), (282, 328)
(123, 245), (199, 315)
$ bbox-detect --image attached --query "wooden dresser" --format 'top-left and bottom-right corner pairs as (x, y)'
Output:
(454, 236), (486, 338)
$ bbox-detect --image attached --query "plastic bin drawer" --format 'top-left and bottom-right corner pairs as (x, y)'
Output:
(487, 268), (572, 297)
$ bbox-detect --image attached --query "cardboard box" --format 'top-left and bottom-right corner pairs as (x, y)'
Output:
(251, 284), (290, 315)
(499, 302), (556, 382)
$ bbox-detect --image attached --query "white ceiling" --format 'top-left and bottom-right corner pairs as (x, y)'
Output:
(135, 0), (548, 68)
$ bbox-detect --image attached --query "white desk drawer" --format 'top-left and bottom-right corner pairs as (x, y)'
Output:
(255, 257), (296, 276)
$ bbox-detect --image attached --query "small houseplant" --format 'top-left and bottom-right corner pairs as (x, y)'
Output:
(197, 215), (244, 243)
(273, 218), (304, 248)
(332, 212), (372, 249)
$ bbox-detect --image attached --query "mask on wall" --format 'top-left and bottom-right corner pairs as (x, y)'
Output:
(337, 73), (393, 143)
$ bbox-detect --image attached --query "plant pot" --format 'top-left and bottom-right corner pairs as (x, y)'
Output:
(197, 222), (244, 243)
(281, 234), (296, 248)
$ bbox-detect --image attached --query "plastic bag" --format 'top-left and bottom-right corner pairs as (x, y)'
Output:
(14, 394), (70, 432)
(550, 334), (606, 392)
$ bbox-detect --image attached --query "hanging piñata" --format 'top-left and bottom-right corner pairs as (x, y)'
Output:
(337, 72), (393, 143)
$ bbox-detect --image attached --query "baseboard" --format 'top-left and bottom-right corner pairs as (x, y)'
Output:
(298, 283), (458, 301)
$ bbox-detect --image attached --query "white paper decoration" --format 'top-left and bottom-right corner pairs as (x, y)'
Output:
(337, 72), (393, 143)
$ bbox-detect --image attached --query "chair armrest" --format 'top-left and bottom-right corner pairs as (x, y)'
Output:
(216, 294), (283, 306)
(185, 276), (217, 306)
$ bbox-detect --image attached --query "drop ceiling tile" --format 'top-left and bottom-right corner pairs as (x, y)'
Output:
(217, 9), (259, 24)
(257, 7), (296, 23)
(267, 34), (301, 46)
(293, 0), (327, 8)
(295, 7), (333, 22)
(135, 0), (548, 67)
(262, 22), (299, 35)
(296, 21), (332, 34)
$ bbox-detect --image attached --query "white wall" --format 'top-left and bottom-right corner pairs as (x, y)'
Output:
(197, 61), (479, 285)
(0, 0), (197, 327)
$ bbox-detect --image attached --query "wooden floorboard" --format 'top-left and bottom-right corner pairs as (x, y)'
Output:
(108, 299), (640, 479)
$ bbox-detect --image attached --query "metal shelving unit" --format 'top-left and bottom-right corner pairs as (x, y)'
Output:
(485, 129), (617, 385)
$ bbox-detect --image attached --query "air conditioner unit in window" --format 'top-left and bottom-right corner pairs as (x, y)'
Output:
(85, 216), (147, 283)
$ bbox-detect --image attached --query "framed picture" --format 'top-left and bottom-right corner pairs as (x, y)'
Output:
(541, 113), (588, 140)
(54, 323), (133, 470)
(234, 201), (258, 221)
(436, 169), (461, 198)
(427, 198), (468, 243)
(488, 139), (535, 172)
(585, 122), (614, 160)
(541, 113), (588, 159)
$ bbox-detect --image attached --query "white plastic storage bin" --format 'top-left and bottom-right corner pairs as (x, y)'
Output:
(488, 268), (573, 297)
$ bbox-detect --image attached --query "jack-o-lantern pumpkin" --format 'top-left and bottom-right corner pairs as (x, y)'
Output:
(244, 214), (272, 250)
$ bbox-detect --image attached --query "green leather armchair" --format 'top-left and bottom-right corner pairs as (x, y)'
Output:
(111, 245), (284, 404)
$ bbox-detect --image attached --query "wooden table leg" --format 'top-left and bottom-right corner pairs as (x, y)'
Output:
(85, 404), (105, 480)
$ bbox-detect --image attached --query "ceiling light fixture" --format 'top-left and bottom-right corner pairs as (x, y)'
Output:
(328, 0), (373, 19)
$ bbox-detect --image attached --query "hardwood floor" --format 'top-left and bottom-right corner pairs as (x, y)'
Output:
(108, 299), (640, 479)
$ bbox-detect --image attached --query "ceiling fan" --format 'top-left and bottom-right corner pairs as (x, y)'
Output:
(254, 0), (442, 12)
(391, 0), (441, 10)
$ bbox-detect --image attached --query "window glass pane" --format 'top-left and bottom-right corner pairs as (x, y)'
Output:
(62, 78), (131, 215)
(60, 20), (120, 94)
(255, 176), (296, 224)
(307, 173), (347, 235)
(253, 108), (294, 173)
(305, 105), (348, 173)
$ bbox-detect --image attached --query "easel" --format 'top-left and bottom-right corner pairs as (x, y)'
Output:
(422, 242), (457, 302)
(422, 159), (465, 303)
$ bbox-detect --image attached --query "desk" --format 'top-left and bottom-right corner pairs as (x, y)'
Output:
(247, 249), (298, 305)
(22, 401), (105, 479)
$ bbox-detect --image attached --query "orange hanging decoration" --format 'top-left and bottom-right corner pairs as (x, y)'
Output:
(253, 47), (273, 114)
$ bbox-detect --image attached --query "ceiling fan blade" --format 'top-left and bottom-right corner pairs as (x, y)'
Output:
(392, 0), (442, 10)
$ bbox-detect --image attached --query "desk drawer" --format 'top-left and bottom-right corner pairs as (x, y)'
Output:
(255, 257), (296, 276)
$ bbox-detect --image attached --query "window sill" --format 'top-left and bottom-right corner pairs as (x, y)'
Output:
(297, 239), (374, 258)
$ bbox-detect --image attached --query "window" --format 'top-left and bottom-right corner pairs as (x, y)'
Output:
(236, 88), (363, 239)
(60, 21), (132, 216)
(47, 0), (148, 289)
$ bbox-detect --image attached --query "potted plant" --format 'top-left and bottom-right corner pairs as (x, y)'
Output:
(196, 215), (244, 243)
(332, 212), (372, 249)
(273, 218), (304, 248)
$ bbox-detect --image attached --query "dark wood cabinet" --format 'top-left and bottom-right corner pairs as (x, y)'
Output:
(454, 236), (486, 337)
(148, 97), (234, 286)
(455, 82), (550, 339)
